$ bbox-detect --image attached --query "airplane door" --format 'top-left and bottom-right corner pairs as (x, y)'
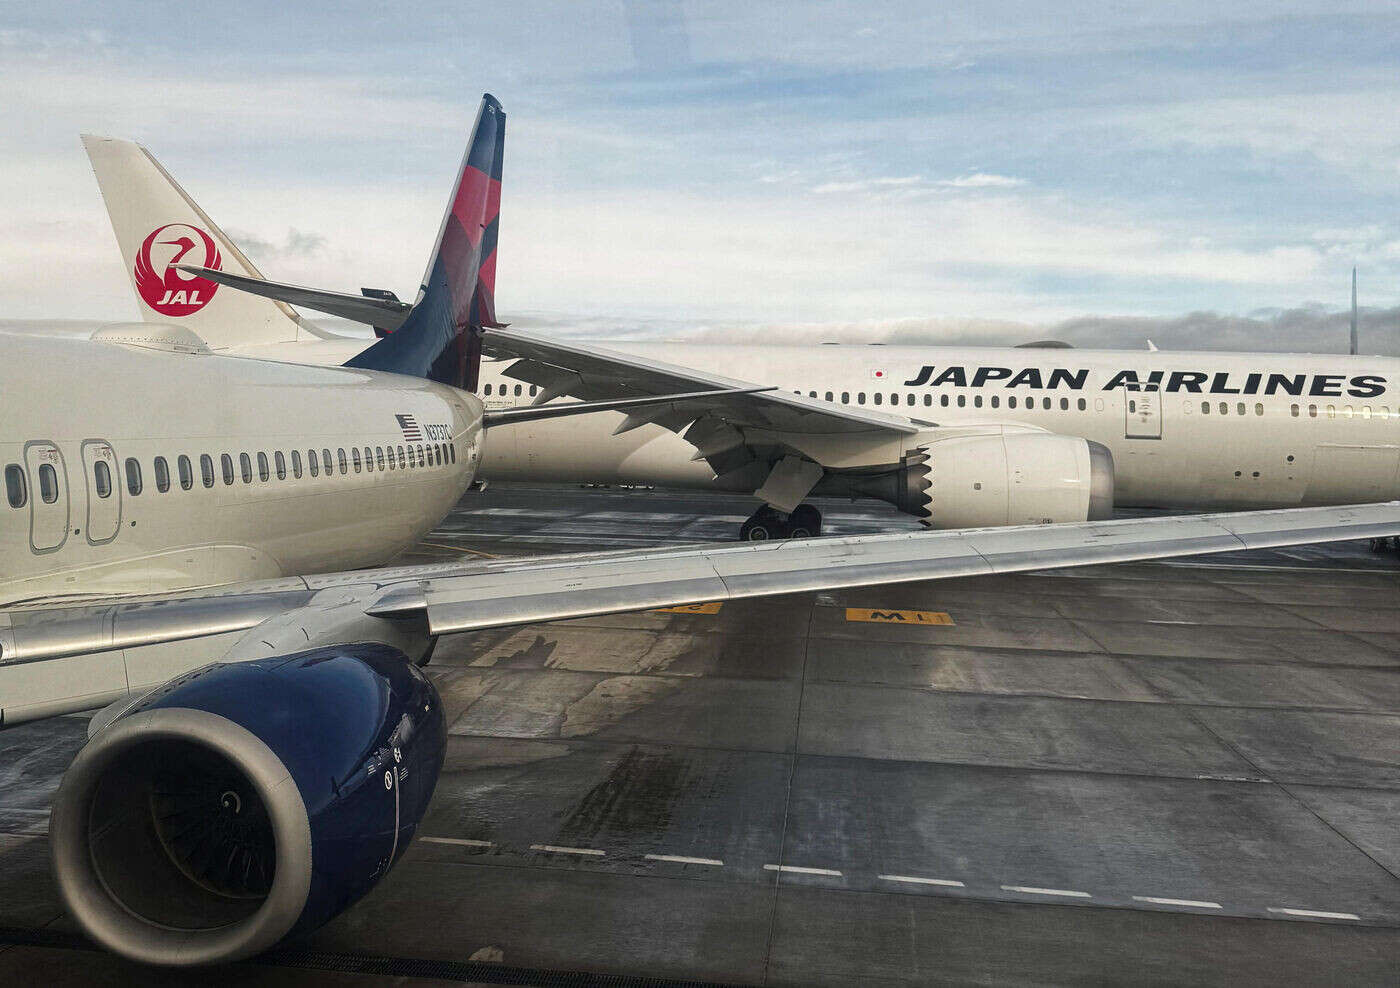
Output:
(24, 441), (69, 553)
(1124, 389), (1162, 439)
(81, 439), (121, 544)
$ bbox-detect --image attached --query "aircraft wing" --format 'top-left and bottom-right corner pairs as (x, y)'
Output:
(6, 501), (1399, 726)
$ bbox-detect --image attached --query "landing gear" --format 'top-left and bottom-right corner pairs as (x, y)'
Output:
(739, 503), (822, 541)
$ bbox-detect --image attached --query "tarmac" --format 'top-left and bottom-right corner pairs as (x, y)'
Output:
(2, 483), (1399, 985)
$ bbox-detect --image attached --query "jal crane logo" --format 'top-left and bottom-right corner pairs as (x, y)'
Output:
(134, 223), (222, 316)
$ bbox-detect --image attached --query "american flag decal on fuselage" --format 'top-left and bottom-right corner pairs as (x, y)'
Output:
(395, 414), (423, 441)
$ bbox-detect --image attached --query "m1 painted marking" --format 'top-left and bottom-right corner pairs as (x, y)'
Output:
(530, 844), (606, 857)
(1132, 896), (1222, 909)
(1267, 907), (1361, 920)
(645, 854), (724, 866)
(419, 837), (495, 848)
(764, 864), (842, 876)
(878, 874), (966, 888)
(653, 602), (723, 615)
(845, 607), (954, 625)
(1001, 885), (1092, 898)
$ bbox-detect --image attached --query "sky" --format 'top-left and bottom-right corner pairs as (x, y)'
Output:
(3, 2), (1400, 353)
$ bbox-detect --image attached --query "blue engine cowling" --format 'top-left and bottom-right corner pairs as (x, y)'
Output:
(48, 643), (445, 967)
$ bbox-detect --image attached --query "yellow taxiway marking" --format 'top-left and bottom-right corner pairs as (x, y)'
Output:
(845, 607), (954, 626)
(653, 602), (724, 615)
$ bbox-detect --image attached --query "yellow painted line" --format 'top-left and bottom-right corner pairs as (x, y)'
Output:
(653, 602), (723, 615)
(845, 607), (954, 626)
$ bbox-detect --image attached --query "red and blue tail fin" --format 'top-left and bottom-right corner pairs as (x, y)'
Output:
(345, 94), (504, 390)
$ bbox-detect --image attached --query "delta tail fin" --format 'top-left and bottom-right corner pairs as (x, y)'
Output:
(344, 94), (506, 391)
(80, 135), (327, 349)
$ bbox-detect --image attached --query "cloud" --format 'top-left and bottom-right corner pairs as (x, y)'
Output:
(936, 173), (1025, 188)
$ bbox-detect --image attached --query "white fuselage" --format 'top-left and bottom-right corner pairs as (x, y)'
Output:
(0, 333), (481, 605)
(471, 343), (1400, 510)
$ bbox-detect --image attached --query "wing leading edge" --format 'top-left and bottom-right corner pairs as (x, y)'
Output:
(6, 501), (1398, 674)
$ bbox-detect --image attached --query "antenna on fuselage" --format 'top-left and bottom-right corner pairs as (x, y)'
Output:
(1349, 266), (1358, 355)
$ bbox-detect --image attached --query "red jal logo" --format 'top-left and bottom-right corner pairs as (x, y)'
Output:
(134, 224), (222, 316)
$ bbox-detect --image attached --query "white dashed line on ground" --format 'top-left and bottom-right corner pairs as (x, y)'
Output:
(764, 864), (843, 877)
(645, 854), (724, 866)
(879, 874), (966, 888)
(1132, 896), (1222, 909)
(1267, 907), (1361, 921)
(419, 837), (494, 848)
(530, 844), (606, 857)
(1000, 885), (1092, 898)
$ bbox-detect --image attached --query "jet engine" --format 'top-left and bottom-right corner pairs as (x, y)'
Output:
(48, 643), (445, 968)
(878, 433), (1115, 528)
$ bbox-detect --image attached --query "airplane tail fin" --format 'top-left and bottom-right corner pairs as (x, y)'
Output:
(80, 135), (317, 350)
(344, 94), (505, 391)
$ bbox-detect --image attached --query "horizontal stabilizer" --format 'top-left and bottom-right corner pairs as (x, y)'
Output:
(178, 264), (413, 333)
(482, 386), (775, 427)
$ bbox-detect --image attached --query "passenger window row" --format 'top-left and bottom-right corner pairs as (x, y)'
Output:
(482, 383), (539, 398)
(808, 390), (1091, 412)
(4, 441), (458, 509)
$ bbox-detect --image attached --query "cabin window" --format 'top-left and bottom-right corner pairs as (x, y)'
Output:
(1060, 398), (1069, 410)
(990, 396), (999, 408)
(514, 384), (522, 396)
(825, 391), (834, 401)
(449, 444), (457, 463)
(1043, 397), (1052, 410)
(94, 461), (112, 498)
(40, 463), (58, 504)
(1326, 405), (1336, 419)
(337, 448), (348, 474)
(1236, 403), (1246, 416)
(905, 394), (914, 406)
(4, 464), (26, 509)
(322, 449), (333, 474)
(529, 385), (537, 396)
(363, 447), (373, 472)
(291, 450), (303, 478)
(923, 395), (932, 407)
(178, 455), (193, 490)
(352, 448), (362, 473)
(484, 384), (493, 396)
(400, 446), (408, 468)
(416, 444), (424, 466)
(1308, 404), (1317, 418)
(1291, 404), (1299, 417)
(376, 447), (386, 470)
(275, 451), (286, 480)
(257, 452), (270, 482)
(1218, 402), (1228, 416)
(154, 456), (170, 493)
(201, 454), (215, 488)
(1128, 400), (1136, 413)
(1255, 403), (1264, 417)
(1380, 407), (1390, 419)
(1344, 405), (1354, 419)
(307, 449), (319, 478)
(240, 453), (253, 484)
(941, 395), (950, 407)
(1362, 406), (1372, 420)
(957, 395), (966, 408)
(841, 392), (849, 403)
(857, 393), (865, 405)
(873, 393), (882, 405)
(1201, 402), (1210, 414)
(125, 458), (142, 495)
(1077, 398), (1086, 410)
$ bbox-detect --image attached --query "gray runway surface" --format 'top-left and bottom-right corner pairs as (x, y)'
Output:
(3, 484), (1399, 985)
